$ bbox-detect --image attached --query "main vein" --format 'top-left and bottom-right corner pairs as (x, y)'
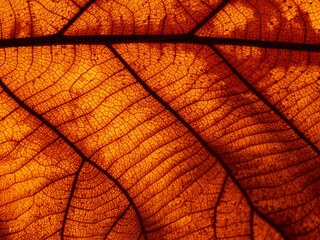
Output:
(0, 35), (320, 52)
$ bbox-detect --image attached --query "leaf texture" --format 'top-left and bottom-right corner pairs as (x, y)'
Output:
(0, 0), (320, 239)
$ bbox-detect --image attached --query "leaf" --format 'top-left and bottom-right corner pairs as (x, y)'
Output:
(0, 0), (320, 239)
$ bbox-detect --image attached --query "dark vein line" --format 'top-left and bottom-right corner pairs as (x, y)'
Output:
(210, 44), (320, 238)
(0, 34), (320, 52)
(27, 0), (34, 37)
(43, 229), (60, 240)
(213, 174), (228, 240)
(0, 78), (147, 240)
(1, 35), (320, 53)
(250, 209), (254, 240)
(210, 44), (320, 170)
(61, 160), (85, 239)
(107, 45), (287, 240)
(103, 205), (130, 240)
(142, 152), (213, 228)
(56, 0), (97, 36)
(85, 160), (148, 239)
(188, 0), (231, 35)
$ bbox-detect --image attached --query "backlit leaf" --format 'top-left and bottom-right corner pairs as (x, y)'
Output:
(1, 0), (320, 239)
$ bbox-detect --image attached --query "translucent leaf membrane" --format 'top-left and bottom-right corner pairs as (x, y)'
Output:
(62, 162), (137, 239)
(1, 0), (320, 238)
(196, 0), (320, 44)
(253, 213), (283, 240)
(0, 90), (82, 239)
(0, 0), (78, 38)
(0, 45), (279, 239)
(64, 0), (223, 35)
(216, 45), (320, 150)
(115, 42), (320, 238)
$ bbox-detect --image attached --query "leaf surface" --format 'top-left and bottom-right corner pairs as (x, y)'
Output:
(0, 0), (320, 239)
